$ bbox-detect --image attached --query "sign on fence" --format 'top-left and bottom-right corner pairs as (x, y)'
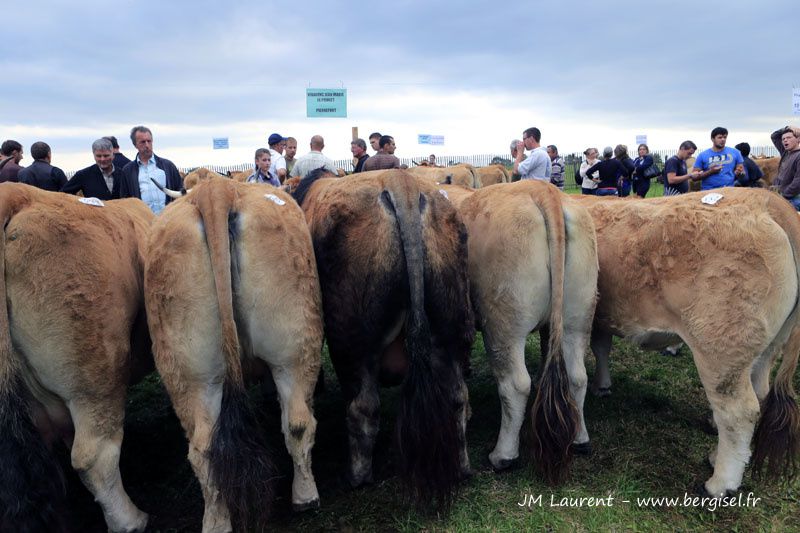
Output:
(793, 87), (800, 116)
(418, 134), (445, 145)
(636, 134), (647, 146)
(213, 138), (229, 150)
(306, 88), (347, 118)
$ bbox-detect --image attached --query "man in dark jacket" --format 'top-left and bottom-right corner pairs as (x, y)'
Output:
(119, 125), (183, 215)
(104, 135), (132, 170)
(18, 141), (67, 192)
(0, 140), (24, 183)
(62, 138), (121, 200)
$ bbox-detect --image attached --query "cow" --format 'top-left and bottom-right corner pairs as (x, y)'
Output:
(440, 180), (598, 483)
(407, 162), (480, 188)
(227, 169), (251, 182)
(548, 189), (800, 497)
(290, 168), (475, 511)
(754, 156), (780, 186)
(182, 167), (228, 190)
(144, 178), (324, 532)
(475, 164), (511, 187)
(0, 183), (153, 532)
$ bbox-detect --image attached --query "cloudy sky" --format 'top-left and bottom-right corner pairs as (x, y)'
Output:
(3, 0), (796, 171)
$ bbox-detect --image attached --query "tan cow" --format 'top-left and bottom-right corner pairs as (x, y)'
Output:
(0, 184), (153, 532)
(754, 157), (779, 186)
(145, 179), (323, 532)
(290, 169), (475, 511)
(552, 189), (800, 497)
(228, 169), (251, 182)
(441, 181), (598, 483)
(475, 164), (510, 186)
(182, 167), (228, 190)
(407, 162), (480, 188)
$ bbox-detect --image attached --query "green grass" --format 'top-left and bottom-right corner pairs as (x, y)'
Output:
(66, 334), (800, 532)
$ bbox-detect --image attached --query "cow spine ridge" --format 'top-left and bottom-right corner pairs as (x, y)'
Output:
(752, 196), (800, 481)
(193, 182), (275, 531)
(381, 183), (463, 510)
(528, 184), (580, 485)
(0, 186), (67, 532)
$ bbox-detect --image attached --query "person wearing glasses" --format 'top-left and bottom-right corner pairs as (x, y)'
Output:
(513, 127), (551, 181)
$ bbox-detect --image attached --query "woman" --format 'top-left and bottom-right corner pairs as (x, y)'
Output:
(585, 146), (626, 196)
(614, 144), (635, 197)
(632, 144), (655, 198)
(579, 147), (600, 194)
(247, 148), (279, 186)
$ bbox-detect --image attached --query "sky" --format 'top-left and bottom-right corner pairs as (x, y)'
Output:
(2, 0), (797, 172)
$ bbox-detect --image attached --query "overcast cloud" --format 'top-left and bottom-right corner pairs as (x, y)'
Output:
(2, 0), (796, 170)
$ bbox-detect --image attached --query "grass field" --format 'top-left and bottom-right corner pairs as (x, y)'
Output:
(62, 331), (800, 532)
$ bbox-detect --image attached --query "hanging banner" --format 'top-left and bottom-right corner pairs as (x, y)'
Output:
(306, 89), (347, 118)
(213, 138), (229, 149)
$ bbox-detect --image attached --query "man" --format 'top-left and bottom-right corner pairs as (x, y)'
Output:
(119, 125), (183, 215)
(351, 138), (369, 173)
(267, 133), (288, 184)
(428, 154), (437, 167)
(369, 132), (382, 154)
(692, 127), (744, 190)
(733, 142), (763, 187)
(104, 135), (131, 169)
(284, 137), (298, 175)
(546, 144), (565, 189)
(770, 125), (800, 210)
(0, 140), (24, 183)
(363, 135), (400, 171)
(513, 127), (551, 181)
(663, 140), (699, 196)
(290, 135), (340, 179)
(62, 138), (122, 199)
(18, 141), (68, 192)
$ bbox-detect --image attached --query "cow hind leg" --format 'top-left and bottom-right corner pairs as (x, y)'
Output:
(697, 367), (760, 496)
(344, 368), (380, 488)
(563, 328), (590, 451)
(270, 363), (320, 511)
(68, 400), (147, 533)
(589, 329), (613, 396)
(485, 333), (531, 471)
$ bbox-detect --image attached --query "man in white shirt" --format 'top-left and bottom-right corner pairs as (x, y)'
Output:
(267, 133), (288, 184)
(290, 135), (341, 179)
(513, 126), (551, 181)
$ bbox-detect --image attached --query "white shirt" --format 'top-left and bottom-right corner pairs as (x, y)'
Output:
(268, 148), (287, 182)
(518, 147), (551, 181)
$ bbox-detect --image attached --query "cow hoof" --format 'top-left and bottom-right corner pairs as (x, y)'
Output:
(693, 482), (737, 498)
(571, 441), (592, 456)
(659, 349), (679, 357)
(293, 498), (320, 513)
(489, 456), (518, 473)
(591, 386), (612, 397)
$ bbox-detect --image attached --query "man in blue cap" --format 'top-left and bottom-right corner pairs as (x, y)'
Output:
(268, 132), (288, 184)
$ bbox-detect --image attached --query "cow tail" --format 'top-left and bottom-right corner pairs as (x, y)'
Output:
(381, 184), (462, 511)
(528, 184), (580, 485)
(195, 183), (274, 531)
(500, 165), (511, 183)
(752, 196), (800, 481)
(0, 191), (67, 532)
(468, 164), (481, 188)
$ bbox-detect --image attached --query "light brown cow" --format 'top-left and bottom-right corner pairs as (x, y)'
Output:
(290, 169), (475, 511)
(407, 162), (480, 188)
(182, 167), (228, 190)
(441, 180), (598, 483)
(0, 184), (153, 532)
(145, 179), (323, 532)
(754, 157), (779, 186)
(475, 164), (511, 186)
(554, 189), (800, 497)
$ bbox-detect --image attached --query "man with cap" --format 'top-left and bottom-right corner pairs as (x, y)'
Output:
(268, 133), (288, 184)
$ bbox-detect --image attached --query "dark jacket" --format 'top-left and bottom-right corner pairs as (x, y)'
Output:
(119, 155), (183, 204)
(113, 152), (131, 169)
(353, 154), (369, 173)
(61, 164), (122, 200)
(0, 158), (22, 183)
(18, 160), (68, 192)
(586, 158), (626, 189)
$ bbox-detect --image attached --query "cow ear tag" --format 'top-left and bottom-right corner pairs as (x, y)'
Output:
(438, 189), (449, 200)
(701, 193), (723, 206)
(264, 193), (286, 206)
(79, 197), (106, 207)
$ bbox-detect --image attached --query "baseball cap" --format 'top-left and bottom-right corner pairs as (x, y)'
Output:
(268, 133), (287, 145)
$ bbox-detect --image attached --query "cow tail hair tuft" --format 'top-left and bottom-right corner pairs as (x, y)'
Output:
(529, 184), (580, 485)
(382, 182), (462, 512)
(0, 191), (67, 532)
(752, 195), (800, 482)
(195, 183), (275, 531)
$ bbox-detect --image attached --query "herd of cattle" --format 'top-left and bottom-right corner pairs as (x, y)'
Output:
(1, 162), (799, 533)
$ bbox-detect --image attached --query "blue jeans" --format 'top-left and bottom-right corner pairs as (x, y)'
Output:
(596, 188), (618, 197)
(581, 187), (596, 195)
(788, 195), (800, 211)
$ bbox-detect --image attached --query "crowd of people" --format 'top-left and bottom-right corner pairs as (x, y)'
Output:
(510, 124), (800, 211)
(2, 123), (800, 214)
